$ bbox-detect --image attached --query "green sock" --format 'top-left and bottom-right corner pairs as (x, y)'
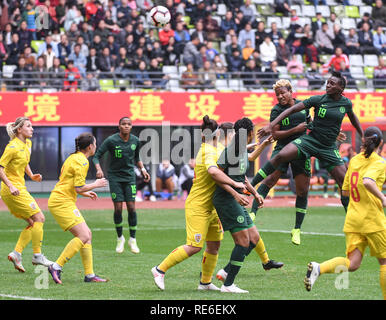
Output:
(251, 183), (271, 214)
(295, 195), (307, 229)
(224, 244), (248, 286)
(251, 162), (276, 187)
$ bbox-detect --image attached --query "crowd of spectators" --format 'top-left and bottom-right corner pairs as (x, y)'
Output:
(0, 0), (385, 91)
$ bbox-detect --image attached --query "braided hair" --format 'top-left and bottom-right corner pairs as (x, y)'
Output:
(331, 71), (346, 91)
(73, 132), (95, 154)
(362, 126), (383, 158)
(6, 117), (30, 140)
(201, 115), (219, 143)
(233, 117), (254, 157)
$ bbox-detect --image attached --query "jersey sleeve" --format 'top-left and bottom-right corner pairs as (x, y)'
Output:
(92, 137), (110, 165)
(0, 144), (16, 168)
(363, 160), (385, 182)
(270, 107), (279, 122)
(303, 95), (321, 110)
(134, 138), (140, 163)
(345, 98), (353, 113)
(216, 148), (228, 171)
(73, 159), (88, 187)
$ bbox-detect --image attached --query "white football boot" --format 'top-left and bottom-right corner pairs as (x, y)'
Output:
(32, 253), (53, 267)
(220, 284), (249, 293)
(128, 237), (140, 254)
(151, 266), (165, 290)
(8, 251), (25, 273)
(116, 236), (125, 253)
(304, 261), (321, 291)
(197, 283), (221, 291)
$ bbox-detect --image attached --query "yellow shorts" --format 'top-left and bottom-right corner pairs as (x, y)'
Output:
(185, 205), (223, 248)
(48, 198), (85, 232)
(345, 230), (386, 259)
(1, 188), (41, 220)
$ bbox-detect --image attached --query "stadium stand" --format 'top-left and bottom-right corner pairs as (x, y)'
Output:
(0, 0), (385, 92)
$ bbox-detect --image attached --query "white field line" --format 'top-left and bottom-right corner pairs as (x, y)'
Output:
(0, 293), (49, 300)
(0, 227), (345, 237)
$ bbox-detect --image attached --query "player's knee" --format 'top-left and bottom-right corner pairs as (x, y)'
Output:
(32, 212), (45, 223)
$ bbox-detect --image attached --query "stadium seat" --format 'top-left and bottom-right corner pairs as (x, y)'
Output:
(215, 79), (228, 90)
(42, 88), (58, 93)
(220, 41), (227, 54)
(319, 54), (331, 64)
(2, 65), (17, 78)
(301, 5), (316, 17)
(291, 5), (302, 16)
(27, 88), (41, 93)
(116, 79), (130, 89)
(162, 65), (178, 75)
(217, 4), (227, 16)
(281, 17), (291, 29)
(349, 54), (364, 67)
(297, 17), (311, 27)
(331, 5), (345, 18)
(359, 6), (372, 17)
(316, 5), (331, 17)
(99, 79), (115, 92)
(350, 66), (366, 80)
(341, 18), (357, 30)
(349, 0), (363, 5)
(363, 66), (374, 79)
(364, 55), (379, 67)
(31, 40), (44, 53)
(257, 5), (274, 16)
(326, 0), (338, 5)
(345, 6), (360, 18)
(267, 16), (282, 29)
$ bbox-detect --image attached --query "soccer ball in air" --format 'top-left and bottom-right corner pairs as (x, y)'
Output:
(149, 6), (171, 27)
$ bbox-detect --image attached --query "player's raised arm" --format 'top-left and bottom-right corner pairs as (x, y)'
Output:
(346, 109), (364, 138)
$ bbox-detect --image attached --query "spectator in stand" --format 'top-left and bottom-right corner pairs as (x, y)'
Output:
(262, 60), (279, 88)
(124, 33), (136, 57)
(306, 61), (324, 90)
(269, 22), (283, 47)
(223, 0), (244, 13)
(12, 57), (32, 91)
(148, 58), (169, 90)
(203, 11), (220, 41)
(340, 61), (358, 90)
(106, 34), (119, 59)
(0, 34), (7, 66)
(183, 35), (201, 69)
(6, 33), (22, 66)
(234, 10), (248, 32)
(372, 0), (386, 28)
(357, 12), (373, 31)
(345, 28), (360, 55)
(290, 9), (300, 29)
(18, 20), (32, 49)
(180, 63), (200, 89)
(55, 0), (67, 28)
(311, 12), (324, 37)
(287, 54), (304, 75)
(213, 54), (227, 79)
(159, 23), (175, 48)
(242, 39), (254, 61)
(97, 46), (115, 76)
(64, 4), (84, 32)
(198, 60), (216, 89)
(114, 46), (132, 78)
(374, 26), (386, 54)
(8, 7), (23, 32)
(156, 160), (176, 199)
(136, 0), (154, 13)
(86, 47), (99, 73)
(242, 58), (261, 90)
(332, 24), (347, 54)
(21, 2), (37, 40)
(315, 22), (334, 54)
(117, 0), (132, 27)
(104, 9), (121, 34)
(57, 33), (71, 66)
(91, 34), (105, 55)
(42, 43), (56, 70)
(164, 36), (177, 65)
(174, 21), (190, 55)
(276, 37), (292, 66)
(64, 60), (81, 91)
(374, 57), (386, 89)
(20, 46), (36, 69)
(75, 35), (90, 59)
(178, 159), (195, 197)
(189, 0), (208, 25)
(49, 57), (65, 90)
(133, 60), (152, 89)
(135, 164), (156, 202)
(358, 22), (380, 55)
(3, 23), (13, 47)
(322, 47), (349, 72)
(68, 44), (87, 78)
(238, 22), (255, 50)
(255, 21), (268, 49)
(226, 35), (242, 63)
(94, 20), (110, 44)
(133, 46), (149, 68)
(191, 20), (207, 44)
(228, 48), (244, 74)
(81, 72), (100, 91)
(240, 0), (256, 25)
(220, 10), (237, 39)
(260, 36), (277, 67)
(33, 56), (48, 89)
(327, 12), (341, 31)
(149, 40), (165, 65)
(67, 22), (81, 47)
(38, 34), (59, 58)
(274, 0), (291, 17)
(205, 41), (219, 62)
(80, 22), (94, 46)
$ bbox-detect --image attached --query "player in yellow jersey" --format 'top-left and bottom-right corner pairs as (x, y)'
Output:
(151, 116), (250, 291)
(0, 117), (53, 272)
(305, 127), (386, 299)
(47, 133), (108, 284)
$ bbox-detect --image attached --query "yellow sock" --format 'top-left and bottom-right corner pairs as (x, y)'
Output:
(254, 237), (269, 264)
(200, 251), (218, 284)
(380, 265), (386, 300)
(320, 257), (350, 274)
(80, 243), (94, 276)
(158, 245), (189, 273)
(56, 237), (84, 267)
(15, 226), (32, 253)
(30, 222), (43, 254)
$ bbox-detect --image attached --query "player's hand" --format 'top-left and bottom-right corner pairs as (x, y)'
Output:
(254, 193), (264, 208)
(382, 196), (386, 208)
(142, 170), (150, 183)
(87, 191), (98, 200)
(257, 125), (272, 139)
(295, 122), (307, 133)
(31, 174), (42, 182)
(233, 193), (250, 207)
(233, 181), (246, 191)
(9, 185), (20, 196)
(262, 135), (275, 146)
(96, 169), (104, 179)
(95, 178), (108, 188)
(337, 131), (347, 142)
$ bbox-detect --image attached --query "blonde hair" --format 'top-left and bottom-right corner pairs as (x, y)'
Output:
(272, 79), (293, 91)
(6, 117), (30, 140)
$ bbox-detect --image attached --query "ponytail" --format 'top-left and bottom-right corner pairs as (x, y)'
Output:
(201, 115), (219, 142)
(362, 126), (382, 158)
(6, 117), (30, 140)
(72, 133), (95, 154)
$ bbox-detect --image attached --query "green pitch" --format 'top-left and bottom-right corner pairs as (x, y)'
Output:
(0, 206), (382, 300)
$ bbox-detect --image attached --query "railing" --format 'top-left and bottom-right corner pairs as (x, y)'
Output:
(0, 70), (384, 92)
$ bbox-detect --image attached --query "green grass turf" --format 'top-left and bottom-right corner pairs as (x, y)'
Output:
(0, 206), (383, 300)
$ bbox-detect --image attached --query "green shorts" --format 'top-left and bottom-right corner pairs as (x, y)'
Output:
(109, 180), (136, 202)
(292, 134), (344, 171)
(212, 194), (254, 233)
(271, 145), (311, 178)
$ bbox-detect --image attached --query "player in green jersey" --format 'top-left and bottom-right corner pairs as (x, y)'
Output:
(93, 117), (150, 254)
(253, 71), (363, 213)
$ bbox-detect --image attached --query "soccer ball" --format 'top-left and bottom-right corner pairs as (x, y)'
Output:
(148, 6), (171, 27)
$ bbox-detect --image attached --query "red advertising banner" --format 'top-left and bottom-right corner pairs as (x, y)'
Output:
(0, 91), (385, 126)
